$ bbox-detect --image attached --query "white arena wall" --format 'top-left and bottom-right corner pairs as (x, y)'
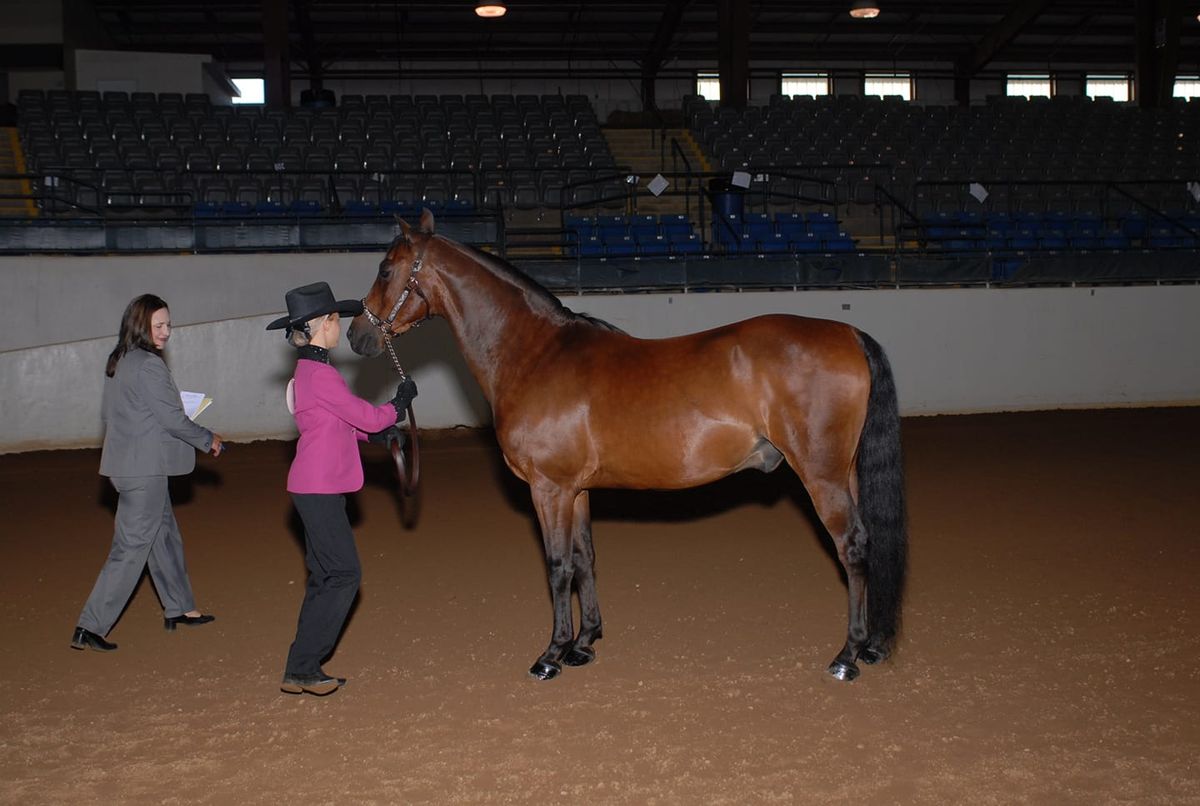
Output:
(1, 252), (1198, 453)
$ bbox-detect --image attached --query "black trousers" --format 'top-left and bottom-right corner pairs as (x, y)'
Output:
(285, 493), (362, 677)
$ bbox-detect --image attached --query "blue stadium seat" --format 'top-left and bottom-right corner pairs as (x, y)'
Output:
(1101, 230), (1131, 249)
(759, 233), (790, 253)
(806, 211), (838, 235)
(1008, 230), (1038, 250)
(606, 235), (637, 256)
(595, 215), (627, 241)
(254, 200), (288, 217)
(775, 212), (807, 241)
(578, 235), (604, 257)
(822, 234), (856, 252)
(637, 235), (671, 256)
(712, 213), (743, 244)
(343, 200), (380, 216)
(220, 201), (253, 217)
(628, 214), (657, 242)
(380, 200), (419, 216)
(659, 214), (692, 239)
(1039, 231), (1069, 250)
(564, 215), (596, 238)
(289, 199), (323, 216)
(791, 232), (821, 252)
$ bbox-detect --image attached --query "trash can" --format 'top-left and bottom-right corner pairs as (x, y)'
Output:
(709, 177), (745, 247)
(708, 177), (745, 220)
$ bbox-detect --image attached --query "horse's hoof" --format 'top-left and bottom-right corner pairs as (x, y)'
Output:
(859, 646), (889, 665)
(827, 659), (860, 681)
(562, 646), (596, 667)
(529, 660), (561, 681)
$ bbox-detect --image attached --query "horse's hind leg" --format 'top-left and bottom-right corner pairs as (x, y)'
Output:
(563, 491), (602, 667)
(805, 479), (870, 681)
(528, 481), (579, 681)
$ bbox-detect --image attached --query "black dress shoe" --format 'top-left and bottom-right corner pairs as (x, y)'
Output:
(280, 672), (345, 696)
(70, 627), (117, 652)
(164, 613), (216, 631)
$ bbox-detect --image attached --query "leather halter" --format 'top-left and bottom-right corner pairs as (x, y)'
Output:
(361, 240), (432, 337)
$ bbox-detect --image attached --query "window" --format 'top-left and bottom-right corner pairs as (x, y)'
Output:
(1086, 74), (1131, 102)
(781, 72), (830, 97)
(1175, 76), (1200, 99)
(1006, 74), (1053, 98)
(231, 78), (265, 105)
(696, 72), (721, 101)
(864, 72), (912, 101)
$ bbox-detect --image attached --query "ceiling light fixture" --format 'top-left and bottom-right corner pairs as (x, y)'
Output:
(849, 1), (881, 19)
(475, 1), (507, 18)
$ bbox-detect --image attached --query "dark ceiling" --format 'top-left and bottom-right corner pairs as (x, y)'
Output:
(86, 1), (1200, 77)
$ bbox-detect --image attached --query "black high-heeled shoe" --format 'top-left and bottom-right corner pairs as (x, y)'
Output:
(163, 613), (216, 631)
(70, 627), (117, 652)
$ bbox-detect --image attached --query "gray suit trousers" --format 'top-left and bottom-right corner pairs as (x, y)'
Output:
(78, 475), (196, 635)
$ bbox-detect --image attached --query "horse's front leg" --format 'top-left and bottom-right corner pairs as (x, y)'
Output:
(562, 490), (602, 667)
(528, 481), (578, 681)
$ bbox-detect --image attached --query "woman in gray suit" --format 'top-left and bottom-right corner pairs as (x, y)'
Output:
(71, 294), (225, 652)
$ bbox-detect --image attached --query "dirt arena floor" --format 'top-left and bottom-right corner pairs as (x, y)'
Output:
(1, 408), (1198, 805)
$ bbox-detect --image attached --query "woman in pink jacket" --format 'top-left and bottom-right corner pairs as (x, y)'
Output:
(267, 282), (417, 696)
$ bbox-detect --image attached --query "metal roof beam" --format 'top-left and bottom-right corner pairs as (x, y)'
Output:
(641, 0), (690, 111)
(959, 0), (1052, 76)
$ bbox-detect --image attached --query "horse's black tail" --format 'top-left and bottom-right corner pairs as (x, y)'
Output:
(855, 331), (908, 653)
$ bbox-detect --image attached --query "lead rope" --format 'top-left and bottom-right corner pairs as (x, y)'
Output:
(383, 333), (420, 498)
(362, 245), (429, 498)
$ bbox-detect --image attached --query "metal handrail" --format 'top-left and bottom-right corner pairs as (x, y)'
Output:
(668, 137), (699, 226)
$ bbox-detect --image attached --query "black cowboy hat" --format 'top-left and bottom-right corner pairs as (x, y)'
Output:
(266, 281), (363, 331)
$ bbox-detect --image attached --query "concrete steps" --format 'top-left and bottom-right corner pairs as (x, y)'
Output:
(0, 129), (35, 217)
(601, 128), (709, 218)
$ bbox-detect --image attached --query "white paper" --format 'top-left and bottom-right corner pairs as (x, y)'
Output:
(647, 174), (670, 196)
(969, 182), (989, 203)
(730, 171), (752, 189)
(180, 390), (212, 420)
(1188, 181), (1200, 202)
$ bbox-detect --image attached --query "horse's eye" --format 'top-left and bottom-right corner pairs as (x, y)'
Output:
(378, 261), (391, 280)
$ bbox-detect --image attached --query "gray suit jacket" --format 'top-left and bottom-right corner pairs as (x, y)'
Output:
(99, 349), (213, 477)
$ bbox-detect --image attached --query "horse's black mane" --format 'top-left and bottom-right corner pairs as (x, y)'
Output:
(451, 239), (626, 334)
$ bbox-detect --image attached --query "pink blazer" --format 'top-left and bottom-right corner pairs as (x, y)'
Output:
(287, 359), (397, 494)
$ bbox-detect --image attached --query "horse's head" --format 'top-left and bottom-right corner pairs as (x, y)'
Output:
(348, 208), (437, 357)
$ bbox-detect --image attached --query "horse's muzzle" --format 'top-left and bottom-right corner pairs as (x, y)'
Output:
(346, 316), (384, 357)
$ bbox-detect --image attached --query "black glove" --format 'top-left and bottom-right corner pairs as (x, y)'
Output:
(367, 425), (403, 448)
(390, 377), (418, 418)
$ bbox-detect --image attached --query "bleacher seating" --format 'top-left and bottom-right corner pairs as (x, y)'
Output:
(564, 213), (703, 257)
(11, 88), (1200, 263)
(15, 89), (615, 219)
(917, 209), (1199, 254)
(711, 210), (855, 254)
(684, 93), (1200, 223)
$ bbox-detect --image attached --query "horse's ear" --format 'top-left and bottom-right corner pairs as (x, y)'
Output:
(419, 207), (435, 235)
(396, 215), (413, 241)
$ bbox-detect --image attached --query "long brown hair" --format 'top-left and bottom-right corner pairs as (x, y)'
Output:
(106, 294), (168, 377)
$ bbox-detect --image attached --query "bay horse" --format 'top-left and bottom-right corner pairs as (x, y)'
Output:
(348, 210), (908, 682)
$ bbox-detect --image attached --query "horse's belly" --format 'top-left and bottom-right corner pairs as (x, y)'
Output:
(587, 427), (770, 490)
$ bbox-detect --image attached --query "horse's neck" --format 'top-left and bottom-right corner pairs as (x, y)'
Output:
(433, 243), (561, 402)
